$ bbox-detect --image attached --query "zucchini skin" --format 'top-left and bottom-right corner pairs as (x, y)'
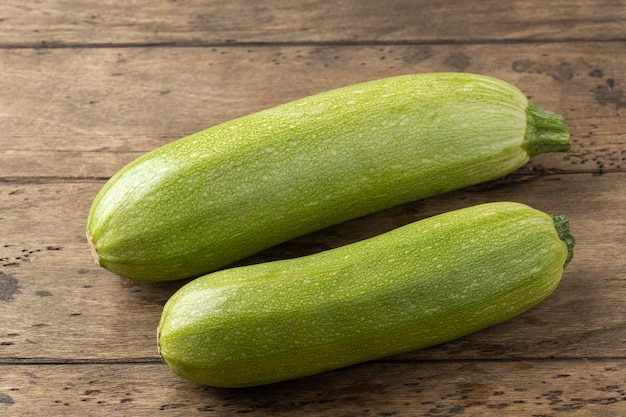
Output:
(87, 73), (570, 281)
(157, 202), (572, 388)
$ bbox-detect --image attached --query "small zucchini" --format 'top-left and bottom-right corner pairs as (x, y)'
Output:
(87, 73), (570, 281)
(157, 202), (574, 388)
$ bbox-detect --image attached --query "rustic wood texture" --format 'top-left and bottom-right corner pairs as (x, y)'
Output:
(1, 1), (625, 415)
(2, 42), (625, 179)
(2, 361), (626, 416)
(2, 0), (626, 46)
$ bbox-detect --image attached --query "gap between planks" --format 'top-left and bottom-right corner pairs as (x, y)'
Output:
(0, 170), (620, 185)
(3, 357), (626, 366)
(3, 37), (626, 50)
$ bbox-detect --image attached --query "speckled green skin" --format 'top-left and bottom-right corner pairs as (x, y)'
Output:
(157, 202), (572, 388)
(87, 73), (570, 281)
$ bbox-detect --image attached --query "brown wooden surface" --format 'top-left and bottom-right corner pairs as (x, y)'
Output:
(1, 1), (625, 415)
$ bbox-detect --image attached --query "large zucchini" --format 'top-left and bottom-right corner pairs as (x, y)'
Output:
(87, 73), (570, 281)
(157, 202), (574, 387)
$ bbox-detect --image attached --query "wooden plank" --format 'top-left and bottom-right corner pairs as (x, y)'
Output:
(1, 360), (626, 416)
(1, 173), (624, 361)
(1, 42), (625, 179)
(2, 0), (626, 46)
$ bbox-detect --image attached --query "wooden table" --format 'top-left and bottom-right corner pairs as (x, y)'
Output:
(2, 1), (625, 415)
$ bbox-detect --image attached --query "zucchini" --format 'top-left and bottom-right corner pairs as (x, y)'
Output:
(157, 202), (574, 387)
(87, 73), (570, 281)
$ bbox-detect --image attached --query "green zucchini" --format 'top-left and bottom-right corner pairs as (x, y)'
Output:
(157, 202), (574, 388)
(87, 73), (570, 281)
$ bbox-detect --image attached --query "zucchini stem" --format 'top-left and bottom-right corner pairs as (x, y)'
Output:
(524, 104), (571, 157)
(550, 214), (575, 267)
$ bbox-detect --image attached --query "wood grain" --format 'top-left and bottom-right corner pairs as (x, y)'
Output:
(2, 361), (626, 416)
(2, 42), (625, 179)
(2, 0), (626, 46)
